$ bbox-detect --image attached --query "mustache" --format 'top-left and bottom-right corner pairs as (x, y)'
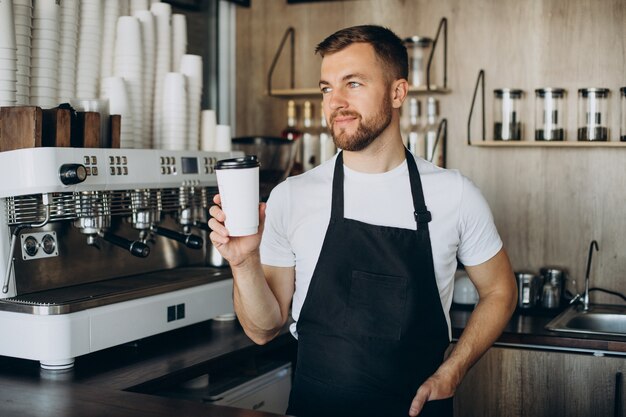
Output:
(330, 110), (361, 124)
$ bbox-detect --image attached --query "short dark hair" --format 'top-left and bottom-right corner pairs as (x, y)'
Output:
(315, 25), (408, 82)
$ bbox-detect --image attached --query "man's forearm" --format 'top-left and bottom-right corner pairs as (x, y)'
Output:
(231, 252), (284, 344)
(437, 289), (516, 387)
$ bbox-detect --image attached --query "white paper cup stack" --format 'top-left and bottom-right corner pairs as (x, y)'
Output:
(13, 0), (32, 105)
(150, 2), (172, 148)
(113, 16), (144, 149)
(160, 72), (188, 151)
(200, 109), (217, 151)
(30, 0), (60, 108)
(100, 0), (122, 81)
(0, 0), (18, 107)
(58, 0), (79, 103)
(76, 0), (102, 99)
(180, 54), (203, 150)
(101, 76), (134, 148)
(171, 14), (187, 72)
(215, 124), (232, 152)
(130, 0), (150, 14)
(134, 10), (156, 149)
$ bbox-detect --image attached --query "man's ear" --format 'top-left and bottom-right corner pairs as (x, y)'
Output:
(391, 79), (409, 108)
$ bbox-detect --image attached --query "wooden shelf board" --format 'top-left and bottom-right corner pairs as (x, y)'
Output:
(268, 85), (451, 98)
(470, 140), (626, 148)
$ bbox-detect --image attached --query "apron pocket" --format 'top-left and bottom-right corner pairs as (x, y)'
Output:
(343, 270), (407, 341)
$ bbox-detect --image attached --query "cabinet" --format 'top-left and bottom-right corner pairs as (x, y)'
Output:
(454, 346), (625, 417)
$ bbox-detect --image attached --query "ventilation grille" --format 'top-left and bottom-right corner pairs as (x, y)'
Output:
(6, 188), (216, 226)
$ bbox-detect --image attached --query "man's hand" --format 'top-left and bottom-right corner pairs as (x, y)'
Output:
(408, 369), (457, 416)
(208, 194), (266, 267)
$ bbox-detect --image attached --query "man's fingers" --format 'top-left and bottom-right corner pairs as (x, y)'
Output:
(408, 386), (430, 417)
(208, 204), (225, 222)
(208, 217), (229, 238)
(212, 194), (222, 205)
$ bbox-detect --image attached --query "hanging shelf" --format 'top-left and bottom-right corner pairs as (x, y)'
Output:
(266, 18), (451, 98)
(466, 70), (626, 147)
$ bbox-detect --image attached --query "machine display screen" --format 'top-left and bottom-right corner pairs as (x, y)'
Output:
(181, 157), (199, 174)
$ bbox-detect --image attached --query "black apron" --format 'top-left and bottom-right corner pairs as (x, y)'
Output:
(287, 150), (452, 417)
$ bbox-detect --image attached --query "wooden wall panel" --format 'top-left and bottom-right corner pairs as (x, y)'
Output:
(235, 0), (626, 302)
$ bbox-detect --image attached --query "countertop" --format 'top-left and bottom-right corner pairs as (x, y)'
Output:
(1, 307), (625, 416)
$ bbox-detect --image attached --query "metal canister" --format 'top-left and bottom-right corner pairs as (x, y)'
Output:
(515, 272), (541, 309)
(540, 267), (567, 308)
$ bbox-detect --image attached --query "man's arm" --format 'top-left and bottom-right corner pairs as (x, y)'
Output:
(409, 248), (517, 416)
(209, 195), (295, 345)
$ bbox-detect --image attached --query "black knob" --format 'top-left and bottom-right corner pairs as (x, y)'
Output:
(129, 241), (150, 258)
(184, 234), (204, 250)
(59, 164), (87, 185)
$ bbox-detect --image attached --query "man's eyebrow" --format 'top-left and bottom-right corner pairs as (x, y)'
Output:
(319, 73), (369, 87)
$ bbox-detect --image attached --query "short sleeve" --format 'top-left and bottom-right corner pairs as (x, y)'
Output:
(456, 176), (503, 266)
(260, 181), (296, 267)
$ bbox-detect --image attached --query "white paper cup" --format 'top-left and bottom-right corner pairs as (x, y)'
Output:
(215, 155), (260, 237)
(215, 124), (232, 152)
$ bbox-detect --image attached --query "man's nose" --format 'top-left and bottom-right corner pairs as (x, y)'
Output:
(328, 88), (348, 111)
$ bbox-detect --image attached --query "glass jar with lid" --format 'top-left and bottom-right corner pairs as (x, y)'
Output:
(403, 36), (434, 88)
(494, 89), (524, 141)
(535, 88), (566, 141)
(619, 87), (626, 142)
(577, 88), (610, 141)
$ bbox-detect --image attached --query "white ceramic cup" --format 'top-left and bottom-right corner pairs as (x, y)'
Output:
(215, 155), (260, 237)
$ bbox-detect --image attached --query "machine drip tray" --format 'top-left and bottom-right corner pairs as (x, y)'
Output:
(0, 267), (232, 315)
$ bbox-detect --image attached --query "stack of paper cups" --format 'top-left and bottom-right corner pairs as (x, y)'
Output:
(130, 0), (150, 14)
(215, 124), (232, 152)
(30, 0), (60, 108)
(200, 110), (217, 151)
(58, 0), (79, 103)
(101, 76), (134, 148)
(13, 0), (31, 105)
(100, 0), (121, 81)
(171, 14), (187, 72)
(150, 2), (172, 149)
(76, 0), (102, 98)
(0, 0), (17, 106)
(180, 54), (203, 150)
(160, 72), (188, 151)
(134, 10), (156, 149)
(113, 16), (144, 149)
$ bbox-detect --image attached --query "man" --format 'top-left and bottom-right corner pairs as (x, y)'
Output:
(209, 25), (517, 417)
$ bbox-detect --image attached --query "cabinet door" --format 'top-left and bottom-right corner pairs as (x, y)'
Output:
(454, 347), (626, 417)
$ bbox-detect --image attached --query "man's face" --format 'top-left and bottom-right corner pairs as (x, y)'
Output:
(319, 43), (393, 151)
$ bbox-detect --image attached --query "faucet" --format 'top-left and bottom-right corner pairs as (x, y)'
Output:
(582, 240), (599, 311)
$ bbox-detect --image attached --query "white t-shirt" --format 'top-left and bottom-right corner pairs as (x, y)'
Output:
(260, 153), (503, 338)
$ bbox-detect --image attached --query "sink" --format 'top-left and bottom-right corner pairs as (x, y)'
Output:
(545, 304), (626, 337)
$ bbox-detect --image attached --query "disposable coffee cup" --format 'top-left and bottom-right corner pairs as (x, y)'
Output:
(215, 155), (260, 237)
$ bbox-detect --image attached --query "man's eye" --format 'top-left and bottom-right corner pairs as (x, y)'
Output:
(321, 86), (332, 94)
(348, 82), (361, 88)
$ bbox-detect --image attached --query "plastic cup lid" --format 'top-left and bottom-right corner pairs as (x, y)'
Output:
(215, 155), (259, 170)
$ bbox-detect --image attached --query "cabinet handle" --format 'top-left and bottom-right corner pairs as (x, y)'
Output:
(615, 371), (623, 417)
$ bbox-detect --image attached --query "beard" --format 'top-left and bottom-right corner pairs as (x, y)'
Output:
(329, 92), (392, 152)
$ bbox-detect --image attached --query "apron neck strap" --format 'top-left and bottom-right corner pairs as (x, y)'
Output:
(331, 149), (432, 226)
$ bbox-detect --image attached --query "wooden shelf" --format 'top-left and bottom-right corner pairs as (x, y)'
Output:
(470, 140), (626, 148)
(268, 85), (451, 98)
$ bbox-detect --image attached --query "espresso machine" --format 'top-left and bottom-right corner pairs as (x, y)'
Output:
(0, 147), (242, 370)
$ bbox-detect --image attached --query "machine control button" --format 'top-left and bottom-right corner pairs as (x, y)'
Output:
(161, 166), (167, 174)
(109, 156), (115, 164)
(123, 166), (128, 175)
(116, 167), (122, 175)
(23, 236), (38, 257)
(85, 167), (91, 176)
(59, 164), (88, 185)
(115, 156), (121, 164)
(91, 156), (97, 164)
(92, 167), (98, 176)
(84, 156), (90, 164)
(122, 156), (127, 164)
